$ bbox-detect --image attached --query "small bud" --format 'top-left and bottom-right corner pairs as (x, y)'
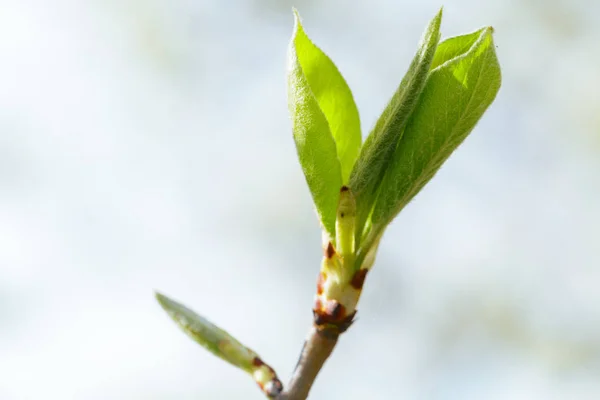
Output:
(336, 186), (356, 258)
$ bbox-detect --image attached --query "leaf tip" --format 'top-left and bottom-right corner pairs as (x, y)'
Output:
(155, 291), (176, 313)
(155, 290), (166, 303)
(291, 8), (302, 35)
(481, 26), (497, 49)
(431, 6), (443, 27)
(424, 6), (443, 45)
(487, 26), (495, 35)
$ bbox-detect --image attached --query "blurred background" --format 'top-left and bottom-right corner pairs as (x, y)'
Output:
(0, 0), (599, 399)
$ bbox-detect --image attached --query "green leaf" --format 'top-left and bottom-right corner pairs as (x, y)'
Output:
(430, 29), (484, 70)
(348, 8), (443, 247)
(156, 293), (284, 397)
(156, 292), (258, 373)
(369, 27), (502, 234)
(291, 10), (362, 183)
(287, 12), (345, 239)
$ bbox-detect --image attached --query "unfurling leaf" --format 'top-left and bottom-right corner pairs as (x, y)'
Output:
(156, 292), (257, 370)
(348, 8), (443, 248)
(369, 27), (501, 235)
(156, 292), (282, 397)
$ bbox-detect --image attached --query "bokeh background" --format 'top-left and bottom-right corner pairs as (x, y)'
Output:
(1, 0), (599, 398)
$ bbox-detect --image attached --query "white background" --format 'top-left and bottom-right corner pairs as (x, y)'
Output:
(1, 0), (599, 398)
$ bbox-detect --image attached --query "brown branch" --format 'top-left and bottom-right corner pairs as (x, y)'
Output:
(276, 327), (339, 400)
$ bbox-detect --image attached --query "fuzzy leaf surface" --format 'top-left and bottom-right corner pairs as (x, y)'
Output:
(369, 27), (502, 234)
(291, 11), (361, 182)
(287, 12), (347, 239)
(156, 292), (258, 373)
(348, 9), (442, 246)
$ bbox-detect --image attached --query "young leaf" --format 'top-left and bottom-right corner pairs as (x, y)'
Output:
(291, 10), (362, 183)
(156, 292), (284, 398)
(287, 13), (345, 239)
(156, 292), (259, 372)
(430, 29), (484, 70)
(369, 27), (502, 234)
(348, 9), (443, 247)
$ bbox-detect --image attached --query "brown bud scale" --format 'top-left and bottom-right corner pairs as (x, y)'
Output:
(325, 300), (342, 320)
(313, 299), (348, 326)
(316, 272), (326, 295)
(325, 242), (336, 259)
(252, 357), (264, 367)
(350, 268), (369, 290)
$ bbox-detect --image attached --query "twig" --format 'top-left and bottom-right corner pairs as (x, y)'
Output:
(276, 327), (339, 400)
